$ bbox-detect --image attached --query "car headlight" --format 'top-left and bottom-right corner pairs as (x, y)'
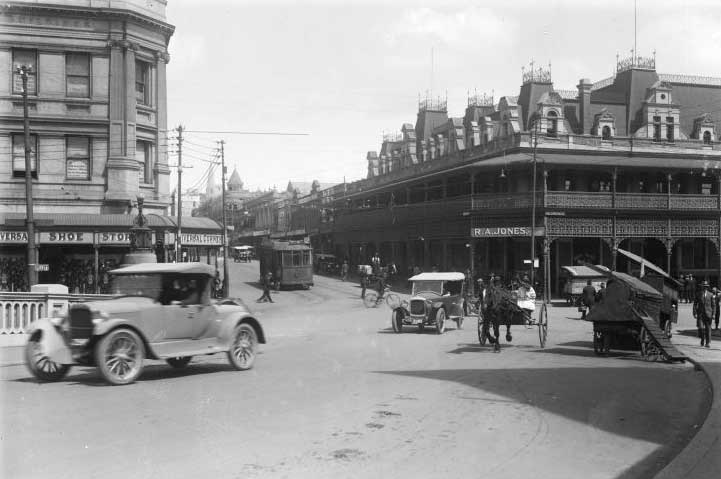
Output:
(92, 310), (110, 324)
(50, 315), (66, 327)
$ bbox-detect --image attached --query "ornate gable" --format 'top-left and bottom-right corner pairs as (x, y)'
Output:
(592, 108), (617, 138)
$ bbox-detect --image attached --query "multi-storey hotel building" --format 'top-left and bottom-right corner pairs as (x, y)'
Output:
(286, 56), (721, 296)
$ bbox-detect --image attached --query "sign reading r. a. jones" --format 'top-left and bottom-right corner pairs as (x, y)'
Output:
(471, 226), (545, 237)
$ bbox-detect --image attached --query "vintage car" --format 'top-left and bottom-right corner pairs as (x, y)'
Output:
(25, 262), (266, 385)
(390, 272), (466, 334)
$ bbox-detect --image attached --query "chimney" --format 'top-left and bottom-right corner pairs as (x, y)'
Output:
(577, 78), (593, 134)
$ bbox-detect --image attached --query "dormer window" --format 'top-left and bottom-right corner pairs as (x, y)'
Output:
(653, 116), (662, 141)
(704, 131), (712, 144)
(547, 111), (558, 137)
(602, 125), (611, 140)
(666, 117), (674, 142)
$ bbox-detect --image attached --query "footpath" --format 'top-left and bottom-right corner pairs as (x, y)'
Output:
(654, 303), (721, 479)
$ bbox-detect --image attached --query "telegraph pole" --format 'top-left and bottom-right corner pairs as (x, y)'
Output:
(175, 125), (184, 262)
(219, 140), (229, 297)
(18, 65), (37, 289)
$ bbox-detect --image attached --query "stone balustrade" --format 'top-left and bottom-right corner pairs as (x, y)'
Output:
(0, 292), (113, 336)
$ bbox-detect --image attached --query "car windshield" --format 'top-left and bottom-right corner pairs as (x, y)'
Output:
(109, 274), (162, 301)
(412, 280), (443, 296)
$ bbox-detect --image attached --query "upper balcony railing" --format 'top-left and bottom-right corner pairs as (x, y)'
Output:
(346, 132), (720, 199)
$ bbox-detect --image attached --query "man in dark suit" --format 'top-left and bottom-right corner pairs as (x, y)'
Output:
(581, 280), (596, 319)
(693, 280), (714, 347)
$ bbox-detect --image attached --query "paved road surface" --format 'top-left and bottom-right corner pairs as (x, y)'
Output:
(0, 261), (711, 479)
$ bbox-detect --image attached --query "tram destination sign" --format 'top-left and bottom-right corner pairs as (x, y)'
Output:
(471, 226), (545, 238)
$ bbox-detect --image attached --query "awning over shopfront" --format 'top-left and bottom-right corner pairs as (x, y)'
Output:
(0, 213), (223, 246)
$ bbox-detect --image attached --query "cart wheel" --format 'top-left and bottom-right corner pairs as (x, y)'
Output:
(385, 293), (401, 309)
(663, 320), (672, 339)
(477, 310), (487, 345)
(640, 327), (661, 362)
(537, 303), (548, 348)
(363, 291), (379, 308)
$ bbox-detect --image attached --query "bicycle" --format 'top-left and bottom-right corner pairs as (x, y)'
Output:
(363, 285), (402, 309)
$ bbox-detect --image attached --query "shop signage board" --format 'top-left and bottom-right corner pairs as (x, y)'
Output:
(0, 231), (29, 243)
(181, 233), (223, 246)
(35, 264), (49, 272)
(40, 232), (94, 244)
(470, 226), (545, 238)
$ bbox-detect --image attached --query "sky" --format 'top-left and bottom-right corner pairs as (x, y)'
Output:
(164, 0), (721, 194)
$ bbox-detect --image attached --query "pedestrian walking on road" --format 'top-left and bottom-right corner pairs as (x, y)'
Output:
(360, 272), (367, 299)
(688, 274), (697, 305)
(341, 260), (349, 281)
(714, 287), (721, 330)
(693, 280), (714, 347)
(581, 280), (596, 320)
(257, 271), (274, 303)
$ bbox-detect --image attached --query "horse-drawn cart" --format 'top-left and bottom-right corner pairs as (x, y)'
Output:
(584, 258), (685, 362)
(477, 283), (548, 349)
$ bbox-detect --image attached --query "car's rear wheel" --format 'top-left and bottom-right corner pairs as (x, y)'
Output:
(25, 336), (70, 382)
(228, 323), (258, 370)
(95, 328), (145, 385)
(435, 308), (446, 334)
(166, 356), (192, 369)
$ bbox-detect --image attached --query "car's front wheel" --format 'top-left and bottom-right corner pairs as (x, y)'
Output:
(95, 328), (145, 385)
(25, 335), (70, 382)
(166, 356), (192, 369)
(228, 323), (258, 370)
(435, 308), (446, 334)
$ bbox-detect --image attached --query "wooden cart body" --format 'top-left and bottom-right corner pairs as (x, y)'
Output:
(584, 268), (685, 362)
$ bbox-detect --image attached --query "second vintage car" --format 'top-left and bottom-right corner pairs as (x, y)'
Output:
(391, 272), (466, 334)
(25, 262), (266, 385)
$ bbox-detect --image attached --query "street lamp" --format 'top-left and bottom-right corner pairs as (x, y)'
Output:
(529, 111), (541, 290)
(17, 64), (37, 289)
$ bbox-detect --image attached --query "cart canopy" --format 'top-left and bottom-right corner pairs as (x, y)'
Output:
(560, 265), (609, 278)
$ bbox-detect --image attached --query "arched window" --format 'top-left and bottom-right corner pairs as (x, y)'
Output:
(546, 111), (558, 137)
(602, 125), (611, 140)
(703, 131), (712, 144)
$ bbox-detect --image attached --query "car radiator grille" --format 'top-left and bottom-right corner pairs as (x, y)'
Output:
(410, 300), (425, 315)
(69, 307), (93, 339)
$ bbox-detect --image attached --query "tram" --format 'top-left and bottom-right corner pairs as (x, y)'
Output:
(258, 238), (313, 289)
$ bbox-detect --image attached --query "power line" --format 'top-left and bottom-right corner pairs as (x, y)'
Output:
(178, 130), (309, 136)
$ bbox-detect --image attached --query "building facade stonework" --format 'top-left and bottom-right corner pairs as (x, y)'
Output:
(0, 0), (174, 215)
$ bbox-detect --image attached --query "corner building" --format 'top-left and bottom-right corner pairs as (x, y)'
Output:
(0, 2), (224, 292)
(323, 56), (721, 296)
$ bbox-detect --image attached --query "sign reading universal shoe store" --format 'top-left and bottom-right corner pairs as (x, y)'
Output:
(470, 226), (545, 237)
(0, 231), (154, 245)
